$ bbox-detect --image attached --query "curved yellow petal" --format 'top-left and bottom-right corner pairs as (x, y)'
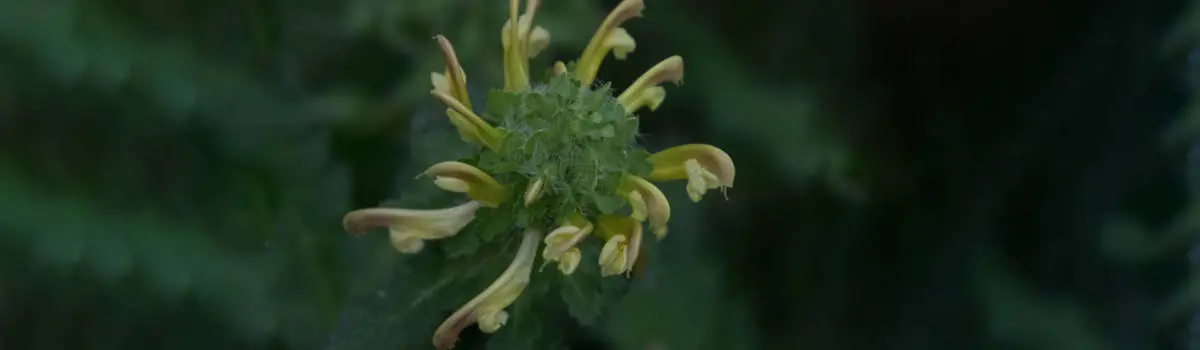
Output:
(558, 248), (581, 275)
(541, 214), (594, 274)
(422, 161), (510, 207)
(431, 90), (504, 151)
(617, 56), (683, 115)
(342, 201), (482, 254)
(598, 234), (628, 276)
(575, 0), (644, 86)
(620, 175), (670, 239)
(596, 215), (643, 277)
(433, 228), (541, 349)
(433, 35), (471, 110)
(647, 144), (735, 202)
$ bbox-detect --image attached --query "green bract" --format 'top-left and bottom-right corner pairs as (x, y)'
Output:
(479, 73), (653, 223)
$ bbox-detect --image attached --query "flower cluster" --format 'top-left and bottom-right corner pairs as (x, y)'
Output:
(341, 0), (735, 348)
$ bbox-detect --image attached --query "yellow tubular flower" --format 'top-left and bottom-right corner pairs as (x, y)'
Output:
(647, 144), (736, 202)
(433, 228), (541, 350)
(617, 56), (684, 115)
(542, 214), (594, 275)
(620, 175), (671, 239)
(430, 90), (504, 151)
(574, 0), (644, 86)
(501, 0), (547, 91)
(422, 161), (510, 207)
(342, 201), (482, 254)
(596, 215), (643, 277)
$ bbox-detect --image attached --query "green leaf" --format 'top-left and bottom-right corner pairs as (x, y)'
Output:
(441, 230), (482, 258)
(485, 89), (520, 119)
(558, 242), (613, 326)
(593, 194), (625, 215)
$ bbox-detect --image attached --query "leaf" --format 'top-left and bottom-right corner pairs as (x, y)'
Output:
(593, 194), (625, 215)
(440, 230), (482, 258)
(558, 242), (608, 326)
(485, 89), (520, 119)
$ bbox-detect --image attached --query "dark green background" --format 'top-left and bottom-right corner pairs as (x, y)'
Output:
(0, 0), (1196, 348)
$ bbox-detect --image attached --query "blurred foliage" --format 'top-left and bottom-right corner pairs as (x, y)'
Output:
(3, 0), (1200, 349)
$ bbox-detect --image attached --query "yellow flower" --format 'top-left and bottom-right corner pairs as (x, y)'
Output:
(647, 144), (735, 202)
(433, 228), (541, 349)
(421, 161), (510, 207)
(342, 201), (481, 254)
(542, 214), (594, 275)
(596, 215), (643, 276)
(342, 0), (735, 347)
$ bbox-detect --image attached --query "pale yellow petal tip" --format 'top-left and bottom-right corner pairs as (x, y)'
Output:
(618, 56), (684, 113)
(431, 72), (450, 94)
(433, 228), (540, 350)
(606, 28), (636, 60)
(599, 235), (628, 276)
(621, 175), (671, 239)
(423, 161), (509, 207)
(541, 218), (593, 268)
(526, 26), (551, 58)
(390, 235), (425, 253)
(552, 61), (568, 76)
(558, 248), (581, 275)
(626, 190), (648, 221)
(523, 177), (545, 206)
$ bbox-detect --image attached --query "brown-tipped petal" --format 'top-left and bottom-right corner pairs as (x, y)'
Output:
(434, 35), (471, 109)
(433, 228), (541, 349)
(342, 202), (482, 254)
(575, 0), (645, 86)
(618, 56), (684, 114)
(423, 161), (509, 207)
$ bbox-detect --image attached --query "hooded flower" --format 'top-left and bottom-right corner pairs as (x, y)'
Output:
(341, 0), (735, 347)
(433, 228), (541, 349)
(342, 201), (482, 254)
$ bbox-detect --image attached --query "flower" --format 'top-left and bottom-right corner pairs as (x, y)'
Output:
(342, 201), (482, 254)
(542, 214), (594, 275)
(433, 228), (541, 349)
(341, 0), (736, 347)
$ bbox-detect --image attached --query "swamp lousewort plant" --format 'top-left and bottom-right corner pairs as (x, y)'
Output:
(341, 0), (735, 348)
